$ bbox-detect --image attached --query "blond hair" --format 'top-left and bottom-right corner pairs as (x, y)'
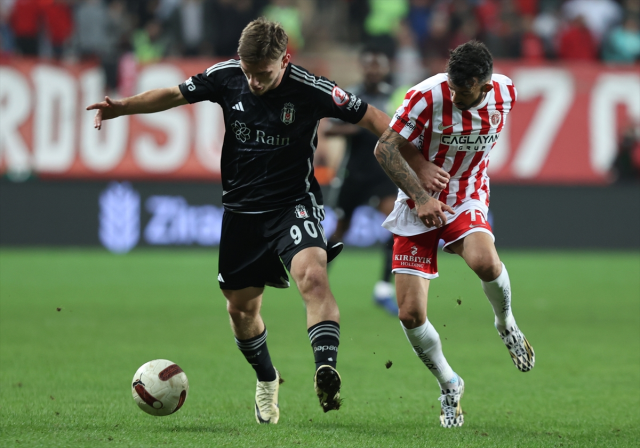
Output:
(237, 17), (288, 62)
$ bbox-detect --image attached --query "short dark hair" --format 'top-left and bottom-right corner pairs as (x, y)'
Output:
(446, 41), (493, 88)
(237, 17), (288, 62)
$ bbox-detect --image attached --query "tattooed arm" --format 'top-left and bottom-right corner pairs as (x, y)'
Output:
(375, 128), (454, 228)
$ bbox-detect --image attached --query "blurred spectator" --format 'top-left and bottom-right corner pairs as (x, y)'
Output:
(0, 0), (16, 54)
(562, 0), (623, 43)
(450, 14), (480, 52)
(481, 0), (523, 59)
(532, 4), (561, 58)
(557, 15), (598, 60)
(211, 0), (258, 57)
(421, 8), (451, 62)
(363, 0), (409, 57)
(612, 124), (640, 182)
(131, 18), (167, 63)
(74, 0), (130, 91)
(345, 0), (369, 44)
(395, 20), (425, 87)
(9, 0), (40, 56)
(407, 0), (432, 43)
(125, 0), (158, 30)
(41, 0), (74, 59)
(263, 0), (305, 52)
(602, 16), (640, 63)
(165, 0), (214, 57)
(520, 15), (545, 61)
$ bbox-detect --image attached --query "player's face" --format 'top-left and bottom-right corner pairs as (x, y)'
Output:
(361, 52), (390, 86)
(240, 53), (291, 96)
(448, 79), (493, 110)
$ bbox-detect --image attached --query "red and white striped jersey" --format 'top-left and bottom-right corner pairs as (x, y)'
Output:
(390, 73), (516, 208)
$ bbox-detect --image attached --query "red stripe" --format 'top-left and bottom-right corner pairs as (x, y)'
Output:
(493, 81), (505, 133)
(461, 110), (473, 135)
(451, 109), (477, 205)
(433, 82), (453, 168)
(478, 104), (490, 134)
(507, 84), (517, 107)
(418, 89), (434, 157)
(134, 384), (162, 409)
(391, 89), (417, 135)
(453, 151), (484, 207)
(159, 364), (184, 381)
(470, 157), (489, 201)
(439, 151), (466, 203)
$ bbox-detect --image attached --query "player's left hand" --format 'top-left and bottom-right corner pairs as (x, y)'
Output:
(415, 161), (450, 193)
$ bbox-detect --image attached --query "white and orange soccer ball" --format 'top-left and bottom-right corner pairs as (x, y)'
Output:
(131, 359), (189, 416)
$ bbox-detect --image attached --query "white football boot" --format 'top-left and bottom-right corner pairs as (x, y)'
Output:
(438, 375), (465, 428)
(314, 365), (342, 412)
(498, 324), (535, 372)
(254, 368), (283, 424)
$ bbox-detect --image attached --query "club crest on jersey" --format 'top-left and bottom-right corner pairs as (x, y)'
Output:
(281, 102), (295, 125)
(231, 120), (251, 143)
(490, 110), (502, 127)
(295, 204), (309, 219)
(332, 86), (349, 106)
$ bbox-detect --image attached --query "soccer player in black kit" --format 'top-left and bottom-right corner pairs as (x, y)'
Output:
(87, 18), (395, 424)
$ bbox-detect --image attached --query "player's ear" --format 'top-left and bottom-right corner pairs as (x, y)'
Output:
(482, 82), (494, 93)
(281, 53), (291, 68)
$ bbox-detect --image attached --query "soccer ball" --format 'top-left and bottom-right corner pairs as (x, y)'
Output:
(131, 359), (189, 416)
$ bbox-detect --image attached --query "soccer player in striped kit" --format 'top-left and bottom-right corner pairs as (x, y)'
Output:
(374, 41), (535, 428)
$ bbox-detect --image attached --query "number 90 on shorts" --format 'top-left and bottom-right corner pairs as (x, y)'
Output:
(290, 220), (323, 245)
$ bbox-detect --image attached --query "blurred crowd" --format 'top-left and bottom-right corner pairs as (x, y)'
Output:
(0, 0), (638, 89)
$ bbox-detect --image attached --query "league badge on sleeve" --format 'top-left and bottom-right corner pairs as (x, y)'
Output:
(331, 86), (350, 106)
(281, 102), (296, 125)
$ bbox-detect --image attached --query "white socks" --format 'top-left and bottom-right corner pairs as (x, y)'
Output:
(401, 319), (456, 388)
(481, 262), (516, 333)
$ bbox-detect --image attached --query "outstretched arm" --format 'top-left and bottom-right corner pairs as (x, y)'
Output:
(86, 86), (188, 130)
(375, 128), (454, 228)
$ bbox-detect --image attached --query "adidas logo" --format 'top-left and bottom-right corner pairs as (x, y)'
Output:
(218, 273), (224, 282)
(232, 102), (244, 111)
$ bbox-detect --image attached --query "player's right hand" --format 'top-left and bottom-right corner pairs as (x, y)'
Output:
(415, 198), (454, 228)
(86, 96), (125, 130)
(417, 161), (450, 193)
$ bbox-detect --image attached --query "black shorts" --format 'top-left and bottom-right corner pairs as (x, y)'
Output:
(218, 198), (327, 290)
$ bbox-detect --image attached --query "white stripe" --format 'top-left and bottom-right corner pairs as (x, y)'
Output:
(290, 66), (334, 90)
(305, 158), (312, 193)
(310, 120), (319, 153)
(289, 74), (333, 95)
(309, 327), (341, 340)
(206, 59), (239, 73)
(289, 73), (333, 95)
(206, 60), (240, 76)
(309, 324), (340, 337)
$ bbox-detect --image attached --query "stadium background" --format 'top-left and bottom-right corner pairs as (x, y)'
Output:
(0, 1), (639, 447)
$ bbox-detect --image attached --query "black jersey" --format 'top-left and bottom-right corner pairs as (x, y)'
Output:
(342, 82), (393, 182)
(178, 60), (369, 212)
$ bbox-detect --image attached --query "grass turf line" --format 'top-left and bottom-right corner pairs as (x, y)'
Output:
(0, 249), (638, 447)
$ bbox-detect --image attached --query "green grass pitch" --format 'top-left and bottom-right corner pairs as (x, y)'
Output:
(1, 248), (638, 447)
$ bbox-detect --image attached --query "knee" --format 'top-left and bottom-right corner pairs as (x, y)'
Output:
(467, 253), (502, 282)
(398, 306), (426, 329)
(223, 292), (257, 321)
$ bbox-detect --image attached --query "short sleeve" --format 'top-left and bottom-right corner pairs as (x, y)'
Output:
(319, 81), (368, 124)
(389, 89), (432, 141)
(178, 60), (240, 104)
